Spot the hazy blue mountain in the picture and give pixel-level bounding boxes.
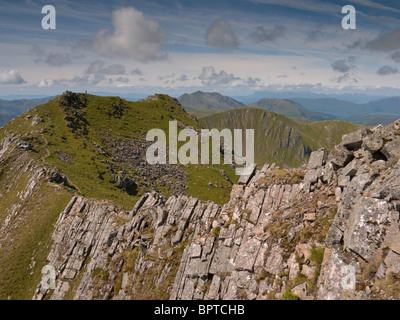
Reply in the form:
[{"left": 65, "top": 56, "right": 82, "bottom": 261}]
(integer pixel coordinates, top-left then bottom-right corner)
[
  {"left": 249, "top": 98, "right": 336, "bottom": 122},
  {"left": 0, "top": 97, "right": 54, "bottom": 116},
  {"left": 292, "top": 97, "right": 400, "bottom": 117},
  {"left": 178, "top": 91, "right": 246, "bottom": 117},
  {"left": 0, "top": 114, "right": 15, "bottom": 127}
]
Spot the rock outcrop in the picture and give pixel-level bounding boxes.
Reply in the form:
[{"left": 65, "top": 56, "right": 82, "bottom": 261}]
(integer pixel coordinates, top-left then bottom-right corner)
[{"left": 32, "top": 119, "right": 400, "bottom": 300}]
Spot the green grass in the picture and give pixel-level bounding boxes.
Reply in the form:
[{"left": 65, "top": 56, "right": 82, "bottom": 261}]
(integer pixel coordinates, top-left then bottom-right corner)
[
  {"left": 282, "top": 288, "right": 300, "bottom": 300},
  {"left": 0, "top": 168, "right": 71, "bottom": 299},
  {"left": 200, "top": 107, "right": 362, "bottom": 168},
  {"left": 5, "top": 93, "right": 237, "bottom": 207}
]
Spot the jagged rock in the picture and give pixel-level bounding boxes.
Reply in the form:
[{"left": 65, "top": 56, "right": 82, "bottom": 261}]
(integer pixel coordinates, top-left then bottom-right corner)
[
  {"left": 328, "top": 145, "right": 353, "bottom": 169},
  {"left": 292, "top": 283, "right": 307, "bottom": 300},
  {"left": 341, "top": 128, "right": 372, "bottom": 150},
  {"left": 25, "top": 119, "right": 400, "bottom": 301},
  {"left": 237, "top": 164, "right": 256, "bottom": 185},
  {"left": 46, "top": 168, "right": 67, "bottom": 184},
  {"left": 363, "top": 134, "right": 383, "bottom": 153},
  {"left": 381, "top": 138, "right": 400, "bottom": 162},
  {"left": 301, "top": 265, "right": 316, "bottom": 279},
  {"left": 343, "top": 197, "right": 395, "bottom": 262},
  {"left": 317, "top": 248, "right": 356, "bottom": 300},
  {"left": 304, "top": 213, "right": 316, "bottom": 221},
  {"left": 308, "top": 148, "right": 327, "bottom": 170},
  {"left": 341, "top": 159, "right": 359, "bottom": 178},
  {"left": 234, "top": 238, "right": 261, "bottom": 272},
  {"left": 116, "top": 176, "right": 137, "bottom": 195},
  {"left": 18, "top": 142, "right": 33, "bottom": 151}
]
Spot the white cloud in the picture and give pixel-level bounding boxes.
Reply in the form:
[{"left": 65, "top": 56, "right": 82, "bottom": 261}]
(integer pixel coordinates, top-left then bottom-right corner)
[
  {"left": 198, "top": 66, "right": 241, "bottom": 86},
  {"left": 205, "top": 20, "right": 238, "bottom": 50},
  {"left": 92, "top": 7, "right": 165, "bottom": 62},
  {"left": 130, "top": 68, "right": 143, "bottom": 76},
  {"left": 377, "top": 65, "right": 398, "bottom": 76},
  {"left": 86, "top": 60, "right": 126, "bottom": 75},
  {"left": 249, "top": 25, "right": 287, "bottom": 43},
  {"left": 0, "top": 70, "right": 26, "bottom": 85},
  {"left": 391, "top": 51, "right": 400, "bottom": 63},
  {"left": 38, "top": 76, "right": 54, "bottom": 87},
  {"left": 38, "top": 74, "right": 106, "bottom": 87},
  {"left": 365, "top": 28, "right": 400, "bottom": 52},
  {"left": 331, "top": 59, "right": 355, "bottom": 73}
]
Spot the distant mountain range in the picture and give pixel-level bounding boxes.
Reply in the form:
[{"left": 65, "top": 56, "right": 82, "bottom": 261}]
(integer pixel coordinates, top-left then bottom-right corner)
[
  {"left": 178, "top": 91, "right": 246, "bottom": 117},
  {"left": 179, "top": 91, "right": 400, "bottom": 126},
  {"left": 292, "top": 97, "right": 400, "bottom": 117},
  {"left": 1, "top": 91, "right": 399, "bottom": 129},
  {"left": 0, "top": 96, "right": 54, "bottom": 127},
  {"left": 248, "top": 98, "right": 335, "bottom": 122}
]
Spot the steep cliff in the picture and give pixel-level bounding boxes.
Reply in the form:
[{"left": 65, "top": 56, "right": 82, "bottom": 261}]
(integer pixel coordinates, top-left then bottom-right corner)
[{"left": 32, "top": 120, "right": 400, "bottom": 300}]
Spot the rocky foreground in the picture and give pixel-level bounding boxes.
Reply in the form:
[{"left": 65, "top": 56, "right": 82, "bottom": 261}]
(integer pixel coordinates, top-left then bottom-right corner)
[{"left": 29, "top": 119, "right": 400, "bottom": 300}]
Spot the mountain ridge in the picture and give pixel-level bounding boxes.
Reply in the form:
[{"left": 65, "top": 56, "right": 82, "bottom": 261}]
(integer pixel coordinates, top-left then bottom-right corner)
[{"left": 199, "top": 107, "right": 362, "bottom": 168}]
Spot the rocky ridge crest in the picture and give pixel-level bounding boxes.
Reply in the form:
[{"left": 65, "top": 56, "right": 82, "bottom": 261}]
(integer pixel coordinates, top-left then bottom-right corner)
[{"left": 31, "top": 119, "right": 400, "bottom": 300}]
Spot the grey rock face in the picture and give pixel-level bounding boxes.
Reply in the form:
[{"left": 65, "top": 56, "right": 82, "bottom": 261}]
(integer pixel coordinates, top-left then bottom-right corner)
[
  {"left": 31, "top": 119, "right": 400, "bottom": 300},
  {"left": 341, "top": 128, "right": 371, "bottom": 150},
  {"left": 308, "top": 148, "right": 327, "bottom": 170},
  {"left": 328, "top": 145, "right": 354, "bottom": 169},
  {"left": 381, "top": 138, "right": 400, "bottom": 162}
]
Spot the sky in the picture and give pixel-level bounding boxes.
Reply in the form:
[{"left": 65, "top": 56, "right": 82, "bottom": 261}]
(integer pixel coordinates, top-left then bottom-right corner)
[{"left": 0, "top": 0, "right": 400, "bottom": 98}]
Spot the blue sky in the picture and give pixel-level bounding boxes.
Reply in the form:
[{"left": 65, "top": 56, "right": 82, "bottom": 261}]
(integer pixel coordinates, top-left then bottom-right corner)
[{"left": 0, "top": 0, "right": 400, "bottom": 97}]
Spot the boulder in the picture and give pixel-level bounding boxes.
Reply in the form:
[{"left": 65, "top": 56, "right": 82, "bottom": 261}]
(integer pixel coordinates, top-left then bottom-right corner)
[
  {"left": 381, "top": 138, "right": 400, "bottom": 162},
  {"left": 362, "top": 134, "right": 383, "bottom": 153},
  {"left": 292, "top": 283, "right": 307, "bottom": 300},
  {"left": 342, "top": 159, "right": 359, "bottom": 178},
  {"left": 328, "top": 145, "right": 354, "bottom": 169},
  {"left": 341, "top": 128, "right": 372, "bottom": 150},
  {"left": 308, "top": 148, "right": 328, "bottom": 170}
]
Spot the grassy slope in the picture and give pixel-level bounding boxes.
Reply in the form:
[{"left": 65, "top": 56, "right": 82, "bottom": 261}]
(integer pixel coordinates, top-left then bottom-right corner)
[
  {"left": 0, "top": 92, "right": 239, "bottom": 299},
  {"left": 3, "top": 93, "right": 237, "bottom": 207},
  {"left": 0, "top": 135, "right": 71, "bottom": 299},
  {"left": 200, "top": 107, "right": 362, "bottom": 168}
]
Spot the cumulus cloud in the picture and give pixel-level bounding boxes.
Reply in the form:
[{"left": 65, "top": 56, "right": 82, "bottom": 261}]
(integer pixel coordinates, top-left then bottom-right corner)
[
  {"left": 86, "top": 60, "right": 125, "bottom": 75},
  {"left": 249, "top": 25, "right": 287, "bottom": 43},
  {"left": 306, "top": 25, "right": 324, "bottom": 42},
  {"left": 38, "top": 77, "right": 54, "bottom": 87},
  {"left": 45, "top": 53, "right": 73, "bottom": 67},
  {"left": 130, "top": 68, "right": 143, "bottom": 76},
  {"left": 244, "top": 77, "right": 261, "bottom": 87},
  {"left": 115, "top": 77, "right": 130, "bottom": 83},
  {"left": 391, "top": 51, "right": 400, "bottom": 63},
  {"left": 345, "top": 39, "right": 363, "bottom": 50},
  {"left": 0, "top": 70, "right": 26, "bottom": 85},
  {"left": 92, "top": 7, "right": 165, "bottom": 62},
  {"left": 38, "top": 74, "right": 106, "bottom": 87},
  {"left": 331, "top": 58, "right": 355, "bottom": 73},
  {"left": 31, "top": 46, "right": 80, "bottom": 67},
  {"left": 158, "top": 73, "right": 188, "bottom": 85},
  {"left": 365, "top": 28, "right": 400, "bottom": 52},
  {"left": 331, "top": 57, "right": 357, "bottom": 83},
  {"left": 198, "top": 66, "right": 240, "bottom": 86},
  {"left": 205, "top": 19, "right": 238, "bottom": 50},
  {"left": 377, "top": 65, "right": 398, "bottom": 76}
]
